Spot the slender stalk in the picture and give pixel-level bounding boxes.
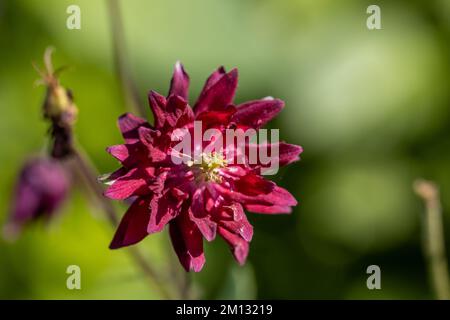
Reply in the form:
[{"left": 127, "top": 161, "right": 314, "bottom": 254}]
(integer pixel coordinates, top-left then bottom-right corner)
[
  {"left": 106, "top": 0, "right": 146, "bottom": 117},
  {"left": 164, "top": 233, "right": 194, "bottom": 299},
  {"left": 414, "top": 179, "right": 450, "bottom": 300},
  {"left": 71, "top": 145, "right": 172, "bottom": 299},
  {"left": 180, "top": 268, "right": 194, "bottom": 299},
  {"left": 72, "top": 146, "right": 118, "bottom": 225}
]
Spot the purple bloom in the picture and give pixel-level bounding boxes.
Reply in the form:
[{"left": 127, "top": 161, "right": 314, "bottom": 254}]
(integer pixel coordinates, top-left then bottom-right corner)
[
  {"left": 3, "top": 157, "right": 70, "bottom": 239},
  {"left": 104, "top": 63, "right": 303, "bottom": 271}
]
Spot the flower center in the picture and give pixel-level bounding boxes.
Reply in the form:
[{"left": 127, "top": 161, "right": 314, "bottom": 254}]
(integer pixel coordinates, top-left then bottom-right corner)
[{"left": 188, "top": 152, "right": 227, "bottom": 183}]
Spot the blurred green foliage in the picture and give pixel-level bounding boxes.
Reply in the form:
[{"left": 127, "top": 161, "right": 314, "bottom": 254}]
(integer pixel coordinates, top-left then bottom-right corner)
[{"left": 0, "top": 0, "right": 449, "bottom": 299}]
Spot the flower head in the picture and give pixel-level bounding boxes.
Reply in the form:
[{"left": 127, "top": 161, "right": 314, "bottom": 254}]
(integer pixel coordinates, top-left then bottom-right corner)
[
  {"left": 104, "top": 62, "right": 303, "bottom": 271},
  {"left": 3, "top": 157, "right": 70, "bottom": 239}
]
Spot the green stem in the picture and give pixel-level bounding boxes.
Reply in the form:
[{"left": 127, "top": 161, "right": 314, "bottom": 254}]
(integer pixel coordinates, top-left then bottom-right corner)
[
  {"left": 106, "top": 0, "right": 146, "bottom": 117},
  {"left": 414, "top": 179, "right": 450, "bottom": 300},
  {"left": 165, "top": 233, "right": 194, "bottom": 299}
]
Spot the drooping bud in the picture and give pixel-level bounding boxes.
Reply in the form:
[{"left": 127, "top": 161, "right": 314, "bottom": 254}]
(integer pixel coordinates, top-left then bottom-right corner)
[{"left": 3, "top": 157, "right": 70, "bottom": 240}]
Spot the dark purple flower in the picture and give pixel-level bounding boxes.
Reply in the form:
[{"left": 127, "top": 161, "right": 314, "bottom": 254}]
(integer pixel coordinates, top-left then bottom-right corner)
[
  {"left": 3, "top": 157, "right": 70, "bottom": 239},
  {"left": 104, "top": 62, "right": 303, "bottom": 271}
]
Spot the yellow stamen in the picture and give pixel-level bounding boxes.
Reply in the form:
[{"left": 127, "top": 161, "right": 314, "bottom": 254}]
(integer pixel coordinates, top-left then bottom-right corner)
[{"left": 193, "top": 152, "right": 227, "bottom": 183}]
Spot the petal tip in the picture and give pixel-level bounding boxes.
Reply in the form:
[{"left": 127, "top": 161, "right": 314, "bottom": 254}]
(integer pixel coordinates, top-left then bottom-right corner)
[{"left": 190, "top": 258, "right": 206, "bottom": 272}]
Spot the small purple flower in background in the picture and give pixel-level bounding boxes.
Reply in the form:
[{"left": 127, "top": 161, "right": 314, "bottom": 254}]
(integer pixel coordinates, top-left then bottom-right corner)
[
  {"left": 104, "top": 63, "right": 302, "bottom": 272},
  {"left": 3, "top": 157, "right": 70, "bottom": 239},
  {"left": 3, "top": 49, "right": 75, "bottom": 240}
]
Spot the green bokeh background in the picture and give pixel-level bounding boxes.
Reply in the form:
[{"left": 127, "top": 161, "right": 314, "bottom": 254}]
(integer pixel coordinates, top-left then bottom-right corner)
[{"left": 1, "top": 0, "right": 449, "bottom": 299}]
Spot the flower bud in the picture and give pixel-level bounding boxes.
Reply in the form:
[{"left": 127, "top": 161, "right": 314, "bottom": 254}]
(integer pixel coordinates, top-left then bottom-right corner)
[
  {"left": 3, "top": 157, "right": 70, "bottom": 240},
  {"left": 35, "top": 48, "right": 78, "bottom": 127},
  {"left": 34, "top": 47, "right": 78, "bottom": 158},
  {"left": 44, "top": 84, "right": 78, "bottom": 127}
]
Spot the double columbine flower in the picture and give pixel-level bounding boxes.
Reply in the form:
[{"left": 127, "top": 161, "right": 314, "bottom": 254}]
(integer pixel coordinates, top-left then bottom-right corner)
[{"left": 104, "top": 63, "right": 302, "bottom": 271}]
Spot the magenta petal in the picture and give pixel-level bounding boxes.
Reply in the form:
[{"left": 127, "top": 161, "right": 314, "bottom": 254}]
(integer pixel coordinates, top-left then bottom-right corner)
[
  {"left": 171, "top": 187, "right": 189, "bottom": 202},
  {"left": 196, "top": 106, "right": 237, "bottom": 129},
  {"left": 189, "top": 189, "right": 217, "bottom": 241},
  {"left": 148, "top": 90, "right": 167, "bottom": 128},
  {"left": 219, "top": 204, "right": 253, "bottom": 242},
  {"left": 165, "top": 95, "right": 189, "bottom": 128},
  {"left": 194, "top": 68, "right": 238, "bottom": 115},
  {"left": 223, "top": 181, "right": 297, "bottom": 207},
  {"left": 168, "top": 61, "right": 190, "bottom": 100},
  {"left": 245, "top": 204, "right": 292, "bottom": 214},
  {"left": 174, "top": 103, "right": 195, "bottom": 129},
  {"left": 214, "top": 183, "right": 267, "bottom": 204},
  {"left": 233, "top": 174, "right": 297, "bottom": 207},
  {"left": 263, "top": 186, "right": 298, "bottom": 207},
  {"left": 118, "top": 113, "right": 148, "bottom": 143},
  {"left": 109, "top": 197, "right": 151, "bottom": 249},
  {"left": 234, "top": 173, "right": 275, "bottom": 196},
  {"left": 147, "top": 193, "right": 179, "bottom": 234},
  {"left": 101, "top": 167, "right": 128, "bottom": 184},
  {"left": 232, "top": 98, "right": 284, "bottom": 129},
  {"left": 169, "top": 215, "right": 205, "bottom": 272},
  {"left": 218, "top": 226, "right": 249, "bottom": 265},
  {"left": 147, "top": 171, "right": 168, "bottom": 194},
  {"left": 246, "top": 142, "right": 303, "bottom": 168},
  {"left": 138, "top": 127, "right": 167, "bottom": 162},
  {"left": 278, "top": 143, "right": 303, "bottom": 166},
  {"left": 106, "top": 144, "right": 129, "bottom": 162},
  {"left": 137, "top": 126, "right": 157, "bottom": 145},
  {"left": 189, "top": 211, "right": 217, "bottom": 242},
  {"left": 202, "top": 66, "right": 227, "bottom": 93},
  {"left": 104, "top": 168, "right": 147, "bottom": 200}
]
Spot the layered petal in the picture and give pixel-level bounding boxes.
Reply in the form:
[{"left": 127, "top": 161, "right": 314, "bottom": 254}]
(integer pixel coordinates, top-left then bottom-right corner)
[
  {"left": 245, "top": 142, "right": 303, "bottom": 169},
  {"left": 194, "top": 68, "right": 238, "bottom": 115},
  {"left": 118, "top": 113, "right": 148, "bottom": 143},
  {"left": 168, "top": 61, "right": 189, "bottom": 100},
  {"left": 215, "top": 174, "right": 297, "bottom": 208},
  {"left": 174, "top": 103, "right": 195, "bottom": 129},
  {"left": 216, "top": 203, "right": 253, "bottom": 242},
  {"left": 110, "top": 197, "right": 151, "bottom": 249},
  {"left": 196, "top": 105, "right": 236, "bottom": 130},
  {"left": 164, "top": 95, "right": 190, "bottom": 128},
  {"left": 277, "top": 143, "right": 303, "bottom": 166},
  {"left": 106, "top": 144, "right": 129, "bottom": 163},
  {"left": 263, "top": 185, "right": 298, "bottom": 207},
  {"left": 232, "top": 98, "right": 284, "bottom": 129},
  {"left": 218, "top": 226, "right": 249, "bottom": 265},
  {"left": 148, "top": 91, "right": 167, "bottom": 128},
  {"left": 234, "top": 173, "right": 274, "bottom": 196},
  {"left": 147, "top": 191, "right": 182, "bottom": 234},
  {"left": 104, "top": 168, "right": 147, "bottom": 200},
  {"left": 138, "top": 127, "right": 167, "bottom": 162},
  {"left": 202, "top": 66, "right": 226, "bottom": 92},
  {"left": 244, "top": 204, "right": 292, "bottom": 214},
  {"left": 169, "top": 214, "right": 205, "bottom": 272},
  {"left": 189, "top": 189, "right": 217, "bottom": 241}
]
